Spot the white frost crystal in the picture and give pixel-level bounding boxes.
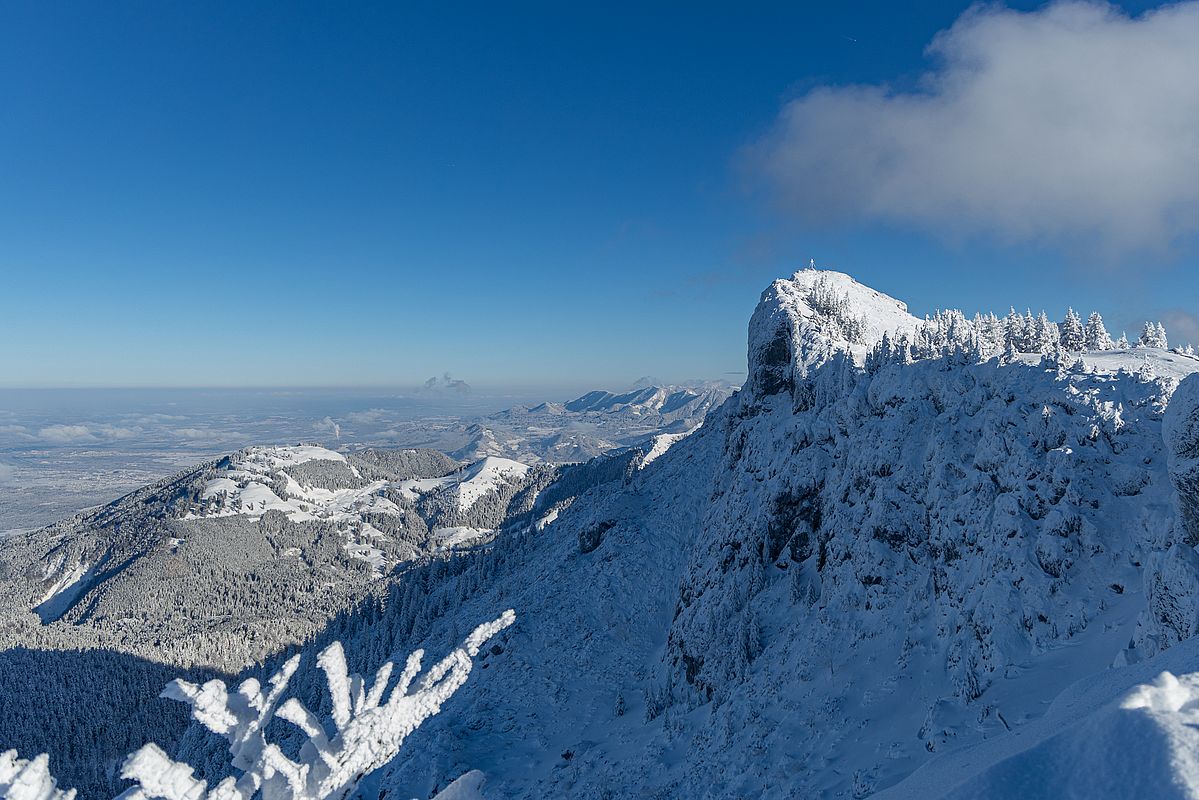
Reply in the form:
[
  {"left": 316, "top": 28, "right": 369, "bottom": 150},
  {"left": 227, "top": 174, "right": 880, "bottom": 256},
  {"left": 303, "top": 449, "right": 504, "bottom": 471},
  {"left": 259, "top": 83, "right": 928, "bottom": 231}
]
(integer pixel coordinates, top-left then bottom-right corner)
[
  {"left": 0, "top": 611, "right": 515, "bottom": 800},
  {"left": 0, "top": 751, "right": 76, "bottom": 800}
]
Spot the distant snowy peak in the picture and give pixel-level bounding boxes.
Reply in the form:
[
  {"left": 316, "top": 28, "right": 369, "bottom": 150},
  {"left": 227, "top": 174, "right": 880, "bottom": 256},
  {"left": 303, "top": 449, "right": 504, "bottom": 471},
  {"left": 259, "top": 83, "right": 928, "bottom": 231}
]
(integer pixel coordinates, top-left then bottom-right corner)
[
  {"left": 460, "top": 382, "right": 735, "bottom": 463},
  {"left": 562, "top": 385, "right": 731, "bottom": 418},
  {"left": 748, "top": 268, "right": 921, "bottom": 399},
  {"left": 457, "top": 457, "right": 529, "bottom": 507},
  {"left": 397, "top": 457, "right": 531, "bottom": 513}
]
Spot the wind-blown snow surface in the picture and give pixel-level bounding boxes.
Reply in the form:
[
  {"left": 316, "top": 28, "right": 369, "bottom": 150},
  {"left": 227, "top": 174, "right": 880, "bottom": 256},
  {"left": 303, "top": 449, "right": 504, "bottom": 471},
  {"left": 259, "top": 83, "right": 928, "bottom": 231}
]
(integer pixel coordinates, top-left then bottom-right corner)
[
  {"left": 236, "top": 269, "right": 1199, "bottom": 799},
  {"left": 878, "top": 637, "right": 1199, "bottom": 800}
]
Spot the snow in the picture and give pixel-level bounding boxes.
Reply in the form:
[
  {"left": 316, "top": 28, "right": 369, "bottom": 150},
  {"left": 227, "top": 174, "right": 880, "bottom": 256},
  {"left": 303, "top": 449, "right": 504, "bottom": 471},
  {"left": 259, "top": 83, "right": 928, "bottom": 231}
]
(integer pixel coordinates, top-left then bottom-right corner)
[
  {"left": 115, "top": 612, "right": 517, "bottom": 800},
  {"left": 12, "top": 270, "right": 1199, "bottom": 800},
  {"left": 343, "top": 523, "right": 388, "bottom": 576},
  {"left": 430, "top": 527, "right": 493, "bottom": 552},
  {"left": 188, "top": 446, "right": 392, "bottom": 527},
  {"left": 37, "top": 561, "right": 89, "bottom": 608},
  {"left": 638, "top": 427, "right": 698, "bottom": 469},
  {"left": 877, "top": 637, "right": 1199, "bottom": 800},
  {"left": 34, "top": 561, "right": 95, "bottom": 623},
  {"left": 394, "top": 458, "right": 529, "bottom": 515},
  {"left": 245, "top": 445, "right": 346, "bottom": 470},
  {"left": 179, "top": 446, "right": 536, "bottom": 573},
  {"left": 0, "top": 751, "right": 76, "bottom": 800},
  {"left": 454, "top": 457, "right": 529, "bottom": 511},
  {"left": 180, "top": 446, "right": 404, "bottom": 571},
  {"left": 430, "top": 770, "right": 486, "bottom": 800},
  {"left": 360, "top": 269, "right": 1199, "bottom": 799},
  {"left": 1015, "top": 347, "right": 1199, "bottom": 382},
  {"left": 534, "top": 508, "right": 560, "bottom": 531},
  {"left": 754, "top": 268, "right": 922, "bottom": 375},
  {"left": 394, "top": 475, "right": 456, "bottom": 503}
]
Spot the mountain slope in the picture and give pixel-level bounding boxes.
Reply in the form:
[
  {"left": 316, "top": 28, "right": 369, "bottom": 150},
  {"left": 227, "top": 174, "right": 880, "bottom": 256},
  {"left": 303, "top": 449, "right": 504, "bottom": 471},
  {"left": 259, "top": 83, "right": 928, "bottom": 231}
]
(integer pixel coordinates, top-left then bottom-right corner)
[
  {"left": 214, "top": 268, "right": 1199, "bottom": 799},
  {"left": 0, "top": 446, "right": 548, "bottom": 671},
  {"left": 451, "top": 383, "right": 733, "bottom": 463},
  {"left": 6, "top": 269, "right": 1199, "bottom": 799}
]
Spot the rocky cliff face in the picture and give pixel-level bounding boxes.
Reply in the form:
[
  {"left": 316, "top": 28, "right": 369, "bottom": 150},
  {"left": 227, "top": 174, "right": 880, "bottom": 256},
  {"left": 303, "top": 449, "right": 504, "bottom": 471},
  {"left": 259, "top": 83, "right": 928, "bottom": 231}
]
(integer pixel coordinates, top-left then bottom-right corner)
[
  {"left": 655, "top": 271, "right": 1191, "bottom": 795},
  {"left": 288, "top": 270, "right": 1199, "bottom": 799}
]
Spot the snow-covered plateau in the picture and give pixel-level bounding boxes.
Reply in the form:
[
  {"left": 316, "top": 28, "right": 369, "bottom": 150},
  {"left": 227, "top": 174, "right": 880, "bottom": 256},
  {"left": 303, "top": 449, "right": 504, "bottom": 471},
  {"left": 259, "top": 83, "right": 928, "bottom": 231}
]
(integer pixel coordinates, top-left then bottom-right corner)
[{"left": 4, "top": 268, "right": 1199, "bottom": 799}]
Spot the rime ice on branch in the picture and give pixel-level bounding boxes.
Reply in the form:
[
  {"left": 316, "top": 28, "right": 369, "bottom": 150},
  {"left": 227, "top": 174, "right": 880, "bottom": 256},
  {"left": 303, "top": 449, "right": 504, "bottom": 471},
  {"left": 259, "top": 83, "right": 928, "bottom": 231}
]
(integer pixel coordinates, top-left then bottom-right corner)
[
  {"left": 0, "top": 751, "right": 77, "bottom": 800},
  {"left": 114, "top": 610, "right": 517, "bottom": 800}
]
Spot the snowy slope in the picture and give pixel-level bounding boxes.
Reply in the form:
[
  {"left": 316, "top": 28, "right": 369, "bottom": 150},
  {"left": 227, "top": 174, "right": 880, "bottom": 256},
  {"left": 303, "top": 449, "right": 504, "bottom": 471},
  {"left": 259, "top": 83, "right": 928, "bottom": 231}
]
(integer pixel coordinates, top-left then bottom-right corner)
[
  {"left": 7, "top": 270, "right": 1199, "bottom": 800},
  {"left": 878, "top": 636, "right": 1199, "bottom": 800},
  {"left": 453, "top": 384, "right": 733, "bottom": 464},
  {"left": 245, "top": 269, "right": 1199, "bottom": 800},
  {"left": 185, "top": 445, "right": 399, "bottom": 529},
  {"left": 0, "top": 444, "right": 537, "bottom": 672}
]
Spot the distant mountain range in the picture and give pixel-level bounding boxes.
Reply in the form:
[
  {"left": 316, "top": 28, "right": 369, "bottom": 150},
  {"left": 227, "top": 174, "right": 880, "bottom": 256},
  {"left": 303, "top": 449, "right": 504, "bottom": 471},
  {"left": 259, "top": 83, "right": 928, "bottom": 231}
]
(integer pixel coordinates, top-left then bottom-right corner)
[{"left": 448, "top": 382, "right": 734, "bottom": 463}]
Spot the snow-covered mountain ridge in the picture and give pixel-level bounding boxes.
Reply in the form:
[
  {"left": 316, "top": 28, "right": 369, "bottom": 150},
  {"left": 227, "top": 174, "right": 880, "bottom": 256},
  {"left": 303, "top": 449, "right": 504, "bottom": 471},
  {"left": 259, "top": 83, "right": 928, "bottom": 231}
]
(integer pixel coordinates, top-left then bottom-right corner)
[
  {"left": 451, "top": 383, "right": 733, "bottom": 464},
  {"left": 0, "top": 445, "right": 546, "bottom": 670},
  {"left": 245, "top": 269, "right": 1199, "bottom": 799},
  {"left": 748, "top": 269, "right": 921, "bottom": 394},
  {"left": 6, "top": 269, "right": 1199, "bottom": 799}
]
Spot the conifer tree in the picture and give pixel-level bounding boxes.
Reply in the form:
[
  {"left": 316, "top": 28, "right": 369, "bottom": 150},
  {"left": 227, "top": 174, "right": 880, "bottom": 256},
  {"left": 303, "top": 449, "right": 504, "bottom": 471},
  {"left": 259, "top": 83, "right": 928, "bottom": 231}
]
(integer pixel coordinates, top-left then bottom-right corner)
[
  {"left": 1085, "top": 312, "right": 1114, "bottom": 351},
  {"left": 1060, "top": 308, "right": 1086, "bottom": 352},
  {"left": 1034, "top": 312, "right": 1059, "bottom": 354}
]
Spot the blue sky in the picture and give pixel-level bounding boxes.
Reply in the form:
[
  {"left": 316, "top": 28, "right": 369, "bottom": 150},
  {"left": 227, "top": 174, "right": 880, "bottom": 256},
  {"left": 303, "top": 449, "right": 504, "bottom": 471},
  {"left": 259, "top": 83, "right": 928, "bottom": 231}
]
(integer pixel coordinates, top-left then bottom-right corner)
[{"left": 1, "top": 1, "right": 1195, "bottom": 390}]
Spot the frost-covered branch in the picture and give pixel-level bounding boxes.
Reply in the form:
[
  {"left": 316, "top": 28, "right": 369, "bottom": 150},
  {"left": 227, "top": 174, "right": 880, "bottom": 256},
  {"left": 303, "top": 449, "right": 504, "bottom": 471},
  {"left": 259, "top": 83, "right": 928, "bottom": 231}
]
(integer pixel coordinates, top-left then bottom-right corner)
[
  {"left": 0, "top": 751, "right": 76, "bottom": 800},
  {"left": 0, "top": 611, "right": 516, "bottom": 800},
  {"left": 119, "top": 610, "right": 515, "bottom": 800},
  {"left": 265, "top": 610, "right": 516, "bottom": 800},
  {"left": 118, "top": 610, "right": 515, "bottom": 800}
]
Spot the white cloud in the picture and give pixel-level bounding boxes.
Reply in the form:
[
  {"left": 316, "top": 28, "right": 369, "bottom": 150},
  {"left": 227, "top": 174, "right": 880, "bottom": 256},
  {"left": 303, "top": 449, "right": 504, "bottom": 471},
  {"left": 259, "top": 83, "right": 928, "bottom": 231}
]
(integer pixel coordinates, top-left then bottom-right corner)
[
  {"left": 39, "top": 424, "right": 96, "bottom": 443},
  {"left": 38, "top": 423, "right": 137, "bottom": 443},
  {"left": 1162, "top": 310, "right": 1199, "bottom": 348},
  {"left": 746, "top": 1, "right": 1199, "bottom": 254},
  {"left": 173, "top": 427, "right": 216, "bottom": 440},
  {"left": 346, "top": 409, "right": 389, "bottom": 424}
]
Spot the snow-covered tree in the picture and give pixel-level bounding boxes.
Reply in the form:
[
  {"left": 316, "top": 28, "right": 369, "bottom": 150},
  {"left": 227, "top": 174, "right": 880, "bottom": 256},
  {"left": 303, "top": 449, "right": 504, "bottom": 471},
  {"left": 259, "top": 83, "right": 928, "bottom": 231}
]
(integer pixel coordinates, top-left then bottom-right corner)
[
  {"left": 1084, "top": 312, "right": 1114, "bottom": 351},
  {"left": 1001, "top": 336, "right": 1019, "bottom": 365},
  {"left": 1059, "top": 308, "right": 1086, "bottom": 352},
  {"left": 1116, "top": 332, "right": 1130, "bottom": 350},
  {"left": 1003, "top": 308, "right": 1025, "bottom": 352},
  {"left": 972, "top": 312, "right": 1005, "bottom": 356},
  {"left": 1137, "top": 321, "right": 1169, "bottom": 349},
  {"left": 1021, "top": 309, "right": 1037, "bottom": 352},
  {"left": 804, "top": 277, "right": 867, "bottom": 344},
  {"left": 1140, "top": 321, "right": 1157, "bottom": 348},
  {"left": 1033, "top": 312, "right": 1059, "bottom": 354},
  {"left": 0, "top": 612, "right": 516, "bottom": 800}
]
